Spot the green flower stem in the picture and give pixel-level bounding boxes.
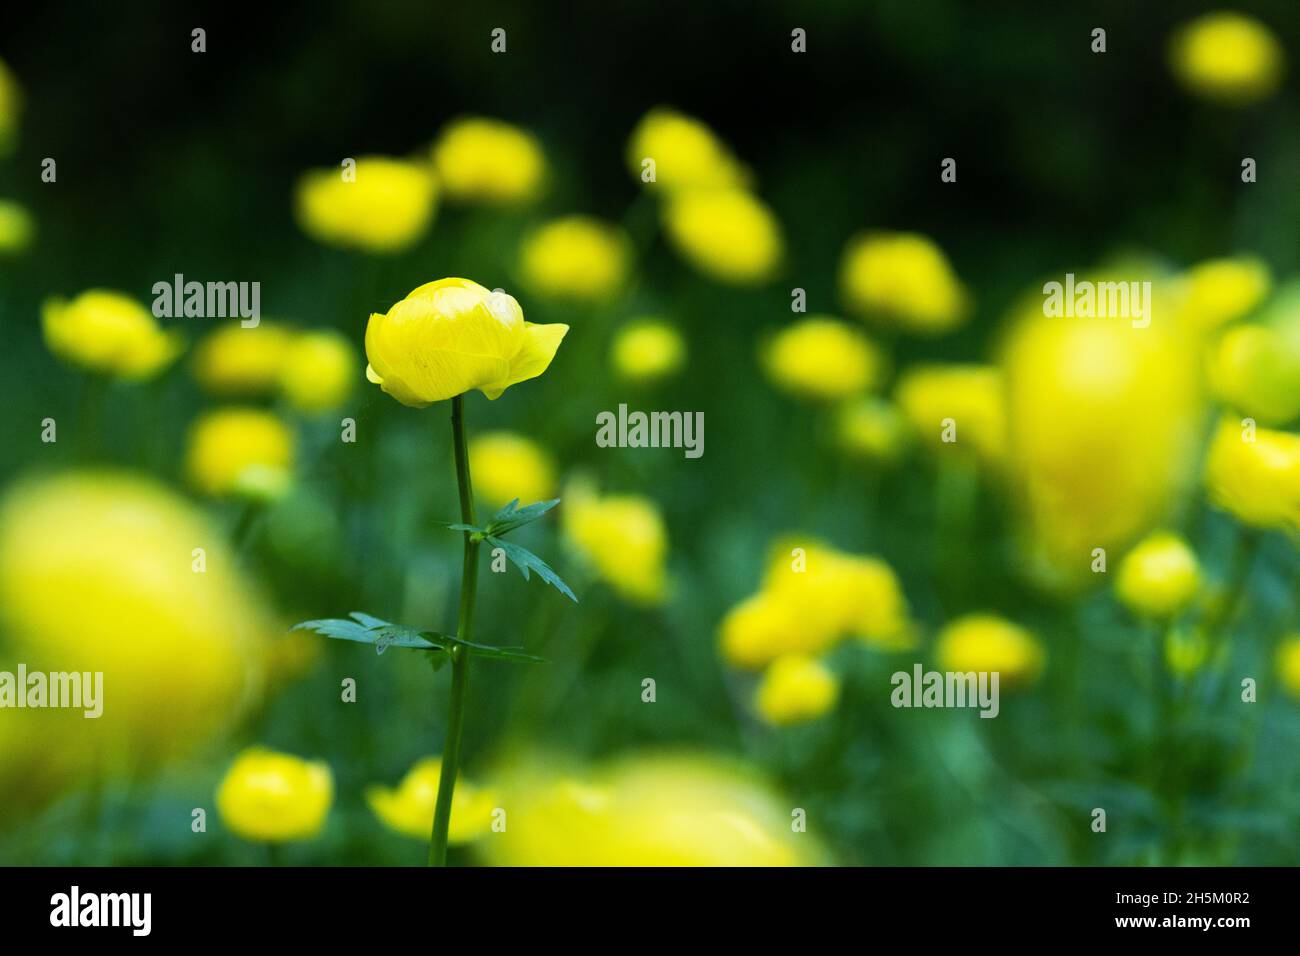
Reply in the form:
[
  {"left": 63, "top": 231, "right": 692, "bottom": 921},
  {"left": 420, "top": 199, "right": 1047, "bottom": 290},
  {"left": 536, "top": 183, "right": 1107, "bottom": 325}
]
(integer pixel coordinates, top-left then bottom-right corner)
[{"left": 429, "top": 393, "right": 479, "bottom": 866}]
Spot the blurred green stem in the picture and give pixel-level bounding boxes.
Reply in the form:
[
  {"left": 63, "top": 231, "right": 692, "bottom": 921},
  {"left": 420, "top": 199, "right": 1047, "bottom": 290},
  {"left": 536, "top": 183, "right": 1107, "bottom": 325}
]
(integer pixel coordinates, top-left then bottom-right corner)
[{"left": 429, "top": 394, "right": 478, "bottom": 866}]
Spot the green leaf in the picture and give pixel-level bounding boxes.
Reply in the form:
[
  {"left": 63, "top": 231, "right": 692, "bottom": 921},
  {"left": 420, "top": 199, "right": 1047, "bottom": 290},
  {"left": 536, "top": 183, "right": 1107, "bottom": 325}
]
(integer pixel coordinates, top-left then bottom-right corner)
[
  {"left": 485, "top": 535, "right": 578, "bottom": 602},
  {"left": 294, "top": 614, "right": 452, "bottom": 656},
  {"left": 445, "top": 636, "right": 546, "bottom": 663},
  {"left": 446, "top": 522, "right": 486, "bottom": 534},
  {"left": 486, "top": 498, "right": 561, "bottom": 537}
]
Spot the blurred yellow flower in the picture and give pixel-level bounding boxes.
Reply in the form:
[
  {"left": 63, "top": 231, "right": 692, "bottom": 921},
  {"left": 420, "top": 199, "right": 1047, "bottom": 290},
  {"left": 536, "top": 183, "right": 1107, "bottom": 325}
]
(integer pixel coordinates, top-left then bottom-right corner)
[
  {"left": 42, "top": 290, "right": 184, "bottom": 381},
  {"left": 719, "top": 591, "right": 815, "bottom": 669},
  {"left": 0, "top": 199, "right": 34, "bottom": 254},
  {"left": 1207, "top": 323, "right": 1300, "bottom": 426},
  {"left": 610, "top": 319, "right": 686, "bottom": 384},
  {"left": 519, "top": 215, "right": 631, "bottom": 303},
  {"left": 216, "top": 747, "right": 333, "bottom": 843},
  {"left": 840, "top": 231, "right": 968, "bottom": 334},
  {"left": 478, "top": 752, "right": 825, "bottom": 866},
  {"left": 626, "top": 107, "right": 748, "bottom": 193},
  {"left": 432, "top": 116, "right": 546, "bottom": 204},
  {"left": 278, "top": 329, "right": 356, "bottom": 413},
  {"left": 935, "top": 614, "right": 1044, "bottom": 687},
  {"left": 1277, "top": 635, "right": 1300, "bottom": 697},
  {"left": 467, "top": 431, "right": 556, "bottom": 508},
  {"left": 762, "top": 317, "right": 884, "bottom": 400},
  {"left": 0, "top": 472, "right": 272, "bottom": 770},
  {"left": 835, "top": 397, "right": 909, "bottom": 463},
  {"left": 1115, "top": 531, "right": 1201, "bottom": 619},
  {"left": 664, "top": 188, "right": 782, "bottom": 285},
  {"left": 894, "top": 364, "right": 1005, "bottom": 464},
  {"left": 0, "top": 58, "right": 19, "bottom": 155},
  {"left": 192, "top": 321, "right": 297, "bottom": 397},
  {"left": 1169, "top": 12, "right": 1284, "bottom": 106},
  {"left": 755, "top": 654, "right": 839, "bottom": 726},
  {"left": 1175, "top": 257, "right": 1270, "bottom": 332},
  {"left": 564, "top": 484, "right": 668, "bottom": 604},
  {"left": 1165, "top": 627, "right": 1210, "bottom": 677},
  {"left": 1204, "top": 416, "right": 1300, "bottom": 532},
  {"left": 365, "top": 277, "right": 568, "bottom": 407},
  {"left": 295, "top": 156, "right": 437, "bottom": 253},
  {"left": 366, "top": 756, "right": 496, "bottom": 844},
  {"left": 186, "top": 407, "right": 295, "bottom": 498}
]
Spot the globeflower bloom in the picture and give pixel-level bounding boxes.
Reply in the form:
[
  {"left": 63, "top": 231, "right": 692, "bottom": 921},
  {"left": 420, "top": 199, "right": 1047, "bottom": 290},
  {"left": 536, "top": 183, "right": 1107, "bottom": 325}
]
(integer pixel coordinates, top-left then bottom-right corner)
[
  {"left": 1169, "top": 12, "right": 1284, "bottom": 106},
  {"left": 1204, "top": 417, "right": 1300, "bottom": 532},
  {"left": 278, "top": 329, "right": 356, "bottom": 413},
  {"left": 1115, "top": 531, "right": 1201, "bottom": 619},
  {"left": 563, "top": 484, "right": 668, "bottom": 605},
  {"left": 0, "top": 199, "right": 34, "bottom": 254},
  {"left": 216, "top": 747, "right": 333, "bottom": 843},
  {"left": 365, "top": 278, "right": 568, "bottom": 407},
  {"left": 467, "top": 431, "right": 556, "bottom": 508},
  {"left": 935, "top": 614, "right": 1044, "bottom": 687},
  {"left": 1175, "top": 257, "right": 1270, "bottom": 331},
  {"left": 755, "top": 654, "right": 840, "bottom": 726},
  {"left": 835, "top": 397, "right": 909, "bottom": 463},
  {"left": 663, "top": 188, "right": 782, "bottom": 285},
  {"left": 518, "top": 216, "right": 631, "bottom": 303},
  {"left": 366, "top": 757, "right": 496, "bottom": 844},
  {"left": 432, "top": 117, "right": 546, "bottom": 205},
  {"left": 894, "top": 364, "right": 1006, "bottom": 465},
  {"left": 840, "top": 231, "right": 968, "bottom": 334},
  {"left": 610, "top": 319, "right": 686, "bottom": 384},
  {"left": 42, "top": 290, "right": 184, "bottom": 381},
  {"left": 295, "top": 156, "right": 438, "bottom": 253},
  {"left": 761, "top": 317, "right": 885, "bottom": 401},
  {"left": 185, "top": 407, "right": 295, "bottom": 498},
  {"left": 1207, "top": 323, "right": 1300, "bottom": 427},
  {"left": 192, "top": 321, "right": 298, "bottom": 397},
  {"left": 626, "top": 107, "right": 748, "bottom": 193}
]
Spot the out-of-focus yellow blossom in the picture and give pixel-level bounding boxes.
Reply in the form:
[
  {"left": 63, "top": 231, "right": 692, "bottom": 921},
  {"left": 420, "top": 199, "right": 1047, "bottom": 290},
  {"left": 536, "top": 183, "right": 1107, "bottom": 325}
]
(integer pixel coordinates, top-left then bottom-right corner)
[
  {"left": 366, "top": 756, "right": 496, "bottom": 844},
  {"left": 626, "top": 107, "right": 748, "bottom": 193},
  {"left": 432, "top": 117, "right": 546, "bottom": 205},
  {"left": 295, "top": 156, "right": 437, "bottom": 253},
  {"left": 519, "top": 216, "right": 631, "bottom": 303},
  {"left": 836, "top": 397, "right": 909, "bottom": 463},
  {"left": 1003, "top": 303, "right": 1203, "bottom": 587},
  {"left": 0, "top": 472, "right": 271, "bottom": 773},
  {"left": 1277, "top": 635, "right": 1300, "bottom": 697},
  {"left": 192, "top": 321, "right": 298, "bottom": 397},
  {"left": 467, "top": 431, "right": 556, "bottom": 508},
  {"left": 478, "top": 752, "right": 826, "bottom": 866},
  {"left": 1204, "top": 416, "right": 1300, "bottom": 532},
  {"left": 1169, "top": 12, "right": 1284, "bottom": 106},
  {"left": 365, "top": 278, "right": 568, "bottom": 407},
  {"left": 840, "top": 231, "right": 968, "bottom": 334},
  {"left": 935, "top": 614, "right": 1044, "bottom": 687},
  {"left": 42, "top": 290, "right": 184, "bottom": 381},
  {"left": 216, "top": 747, "right": 333, "bottom": 843},
  {"left": 755, "top": 654, "right": 839, "bottom": 726},
  {"left": 894, "top": 364, "right": 1005, "bottom": 464},
  {"left": 1165, "top": 627, "right": 1210, "bottom": 677},
  {"left": 0, "top": 58, "right": 19, "bottom": 155},
  {"left": 563, "top": 483, "right": 668, "bottom": 604},
  {"left": 1208, "top": 323, "right": 1300, "bottom": 426},
  {"left": 719, "top": 590, "right": 812, "bottom": 669},
  {"left": 762, "top": 317, "right": 884, "bottom": 401},
  {"left": 0, "top": 200, "right": 34, "bottom": 254},
  {"left": 610, "top": 319, "right": 686, "bottom": 384},
  {"left": 663, "top": 188, "right": 782, "bottom": 285},
  {"left": 1115, "top": 531, "right": 1201, "bottom": 619},
  {"left": 186, "top": 407, "right": 295, "bottom": 498},
  {"left": 1176, "top": 257, "right": 1270, "bottom": 331},
  {"left": 278, "top": 329, "right": 356, "bottom": 413}
]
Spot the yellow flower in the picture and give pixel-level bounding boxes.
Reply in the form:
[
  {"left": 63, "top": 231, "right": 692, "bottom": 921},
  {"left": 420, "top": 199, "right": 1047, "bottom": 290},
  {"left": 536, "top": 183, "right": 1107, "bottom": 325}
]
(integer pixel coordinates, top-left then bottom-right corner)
[
  {"left": 1277, "top": 635, "right": 1300, "bottom": 697},
  {"left": 934, "top": 614, "right": 1044, "bottom": 687},
  {"left": 295, "top": 156, "right": 437, "bottom": 253},
  {"left": 477, "top": 752, "right": 826, "bottom": 866},
  {"left": 894, "top": 364, "right": 1005, "bottom": 464},
  {"left": 192, "top": 321, "right": 298, "bottom": 397},
  {"left": 366, "top": 757, "right": 496, "bottom": 844},
  {"left": 1176, "top": 257, "right": 1270, "bottom": 331},
  {"left": 755, "top": 654, "right": 839, "bottom": 726},
  {"left": 719, "top": 591, "right": 812, "bottom": 669},
  {"left": 1115, "top": 531, "right": 1201, "bottom": 619},
  {"left": 1165, "top": 627, "right": 1210, "bottom": 677},
  {"left": 840, "top": 231, "right": 968, "bottom": 334},
  {"left": 0, "top": 200, "right": 34, "bottom": 254},
  {"left": 610, "top": 319, "right": 686, "bottom": 384},
  {"left": 432, "top": 117, "right": 546, "bottom": 204},
  {"left": 216, "top": 747, "right": 333, "bottom": 843},
  {"left": 365, "top": 277, "right": 568, "bottom": 407},
  {"left": 626, "top": 107, "right": 748, "bottom": 193},
  {"left": 467, "top": 431, "right": 556, "bottom": 508},
  {"left": 1204, "top": 416, "right": 1300, "bottom": 531},
  {"left": 42, "top": 290, "right": 184, "bottom": 381},
  {"left": 1169, "top": 12, "right": 1284, "bottom": 106},
  {"left": 519, "top": 216, "right": 631, "bottom": 303},
  {"left": 564, "top": 484, "right": 668, "bottom": 605},
  {"left": 761, "top": 317, "right": 884, "bottom": 401},
  {"left": 663, "top": 188, "right": 782, "bottom": 285},
  {"left": 1207, "top": 323, "right": 1300, "bottom": 426},
  {"left": 0, "top": 472, "right": 272, "bottom": 772},
  {"left": 186, "top": 407, "right": 295, "bottom": 498},
  {"left": 0, "top": 58, "right": 20, "bottom": 155},
  {"left": 835, "top": 397, "right": 909, "bottom": 463},
  {"left": 278, "top": 329, "right": 356, "bottom": 413}
]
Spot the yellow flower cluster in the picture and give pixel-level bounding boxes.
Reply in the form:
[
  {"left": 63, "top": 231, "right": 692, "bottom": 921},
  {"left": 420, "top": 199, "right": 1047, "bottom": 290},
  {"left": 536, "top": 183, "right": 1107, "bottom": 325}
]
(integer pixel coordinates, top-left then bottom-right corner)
[
  {"left": 193, "top": 321, "right": 356, "bottom": 412},
  {"left": 42, "top": 290, "right": 184, "bottom": 381},
  {"left": 1169, "top": 12, "right": 1284, "bottom": 106},
  {"left": 519, "top": 215, "right": 632, "bottom": 303},
  {"left": 762, "top": 317, "right": 886, "bottom": 401},
  {"left": 840, "top": 231, "right": 968, "bottom": 334},
  {"left": 563, "top": 482, "right": 668, "bottom": 605},
  {"left": 216, "top": 747, "right": 333, "bottom": 843},
  {"left": 366, "top": 757, "right": 496, "bottom": 844},
  {"left": 467, "top": 431, "right": 556, "bottom": 509}
]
